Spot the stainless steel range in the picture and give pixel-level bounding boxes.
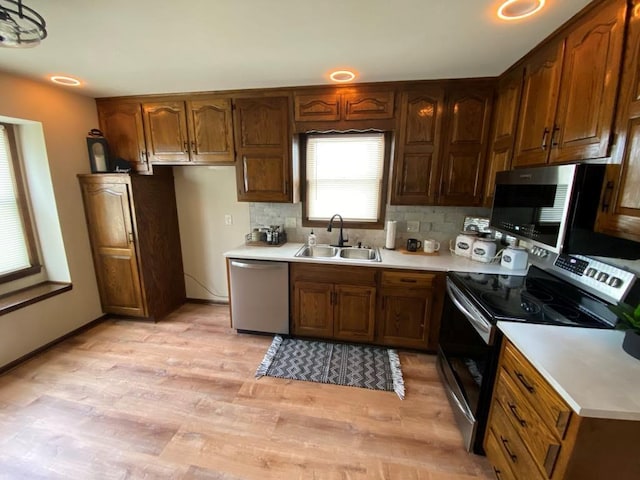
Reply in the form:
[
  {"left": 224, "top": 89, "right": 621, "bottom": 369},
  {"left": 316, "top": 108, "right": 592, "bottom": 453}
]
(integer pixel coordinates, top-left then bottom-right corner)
[{"left": 437, "top": 249, "right": 638, "bottom": 454}]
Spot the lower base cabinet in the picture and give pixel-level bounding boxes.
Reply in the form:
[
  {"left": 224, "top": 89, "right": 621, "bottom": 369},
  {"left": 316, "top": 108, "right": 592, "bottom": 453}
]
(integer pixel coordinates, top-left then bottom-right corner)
[
  {"left": 290, "top": 264, "right": 444, "bottom": 350},
  {"left": 485, "top": 339, "right": 640, "bottom": 480}
]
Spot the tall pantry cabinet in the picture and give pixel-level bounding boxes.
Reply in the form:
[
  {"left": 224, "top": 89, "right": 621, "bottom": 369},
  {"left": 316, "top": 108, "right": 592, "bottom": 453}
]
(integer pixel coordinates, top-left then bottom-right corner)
[{"left": 78, "top": 171, "right": 185, "bottom": 319}]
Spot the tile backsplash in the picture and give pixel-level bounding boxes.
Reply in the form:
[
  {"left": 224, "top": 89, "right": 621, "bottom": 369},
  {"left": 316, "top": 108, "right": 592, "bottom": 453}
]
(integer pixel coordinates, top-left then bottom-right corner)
[{"left": 250, "top": 203, "right": 491, "bottom": 249}]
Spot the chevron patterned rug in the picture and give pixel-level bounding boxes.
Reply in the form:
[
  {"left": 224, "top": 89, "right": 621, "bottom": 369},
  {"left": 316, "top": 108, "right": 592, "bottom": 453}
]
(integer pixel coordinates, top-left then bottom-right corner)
[{"left": 255, "top": 336, "right": 405, "bottom": 399}]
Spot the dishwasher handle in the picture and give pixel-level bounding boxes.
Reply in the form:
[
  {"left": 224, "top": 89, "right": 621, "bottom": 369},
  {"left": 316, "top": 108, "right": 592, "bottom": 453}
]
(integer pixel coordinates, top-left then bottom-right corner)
[{"left": 230, "top": 260, "right": 283, "bottom": 270}]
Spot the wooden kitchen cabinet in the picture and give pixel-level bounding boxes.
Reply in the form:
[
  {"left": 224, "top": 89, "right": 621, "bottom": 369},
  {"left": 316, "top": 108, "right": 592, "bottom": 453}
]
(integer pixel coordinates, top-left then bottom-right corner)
[
  {"left": 485, "top": 339, "right": 640, "bottom": 480},
  {"left": 437, "top": 83, "right": 493, "bottom": 206},
  {"left": 78, "top": 172, "right": 185, "bottom": 319},
  {"left": 291, "top": 263, "right": 377, "bottom": 343},
  {"left": 391, "top": 86, "right": 445, "bottom": 205},
  {"left": 142, "top": 97, "right": 235, "bottom": 165},
  {"left": 376, "top": 270, "right": 444, "bottom": 351},
  {"left": 97, "top": 100, "right": 151, "bottom": 175},
  {"left": 596, "top": 0, "right": 640, "bottom": 243},
  {"left": 293, "top": 87, "right": 395, "bottom": 131},
  {"left": 483, "top": 68, "right": 523, "bottom": 207},
  {"left": 233, "top": 95, "right": 296, "bottom": 202},
  {"left": 513, "top": 0, "right": 626, "bottom": 167}
]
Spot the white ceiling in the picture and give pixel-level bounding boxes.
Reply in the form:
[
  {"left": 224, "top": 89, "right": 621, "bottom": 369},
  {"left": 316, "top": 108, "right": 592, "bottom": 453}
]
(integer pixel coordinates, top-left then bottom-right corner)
[{"left": 0, "top": 0, "right": 593, "bottom": 98}]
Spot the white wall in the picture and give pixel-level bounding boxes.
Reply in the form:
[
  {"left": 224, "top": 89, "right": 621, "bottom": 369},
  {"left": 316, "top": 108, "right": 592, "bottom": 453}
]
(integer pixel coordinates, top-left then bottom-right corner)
[
  {"left": 173, "top": 166, "right": 250, "bottom": 301},
  {"left": 0, "top": 71, "right": 103, "bottom": 367}
]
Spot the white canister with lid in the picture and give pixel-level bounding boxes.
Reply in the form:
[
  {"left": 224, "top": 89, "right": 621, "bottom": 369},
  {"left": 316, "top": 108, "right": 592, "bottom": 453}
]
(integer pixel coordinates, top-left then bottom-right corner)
[
  {"left": 501, "top": 246, "right": 529, "bottom": 270},
  {"left": 454, "top": 231, "right": 479, "bottom": 257},
  {"left": 471, "top": 238, "right": 497, "bottom": 263}
]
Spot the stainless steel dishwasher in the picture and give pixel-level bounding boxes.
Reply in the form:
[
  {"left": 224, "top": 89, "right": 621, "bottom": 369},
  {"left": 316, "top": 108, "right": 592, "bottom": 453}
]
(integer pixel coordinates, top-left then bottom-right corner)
[{"left": 228, "top": 259, "right": 289, "bottom": 334}]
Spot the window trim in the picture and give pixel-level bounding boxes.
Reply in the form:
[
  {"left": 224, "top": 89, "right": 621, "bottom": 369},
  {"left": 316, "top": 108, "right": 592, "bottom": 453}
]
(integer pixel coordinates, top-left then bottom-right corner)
[
  {"left": 0, "top": 123, "right": 41, "bottom": 285},
  {"left": 301, "top": 130, "right": 392, "bottom": 230}
]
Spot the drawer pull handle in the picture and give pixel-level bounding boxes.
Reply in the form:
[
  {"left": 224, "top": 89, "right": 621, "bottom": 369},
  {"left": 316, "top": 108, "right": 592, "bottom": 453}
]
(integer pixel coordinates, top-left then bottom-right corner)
[
  {"left": 500, "top": 435, "right": 518, "bottom": 463},
  {"left": 514, "top": 371, "right": 535, "bottom": 393},
  {"left": 508, "top": 402, "right": 527, "bottom": 427},
  {"left": 400, "top": 278, "right": 417, "bottom": 283},
  {"left": 493, "top": 467, "right": 504, "bottom": 480}
]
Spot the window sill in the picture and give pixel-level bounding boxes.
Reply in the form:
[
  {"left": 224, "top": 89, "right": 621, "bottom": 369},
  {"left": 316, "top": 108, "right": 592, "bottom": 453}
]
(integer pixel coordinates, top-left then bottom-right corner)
[{"left": 0, "top": 282, "right": 72, "bottom": 317}]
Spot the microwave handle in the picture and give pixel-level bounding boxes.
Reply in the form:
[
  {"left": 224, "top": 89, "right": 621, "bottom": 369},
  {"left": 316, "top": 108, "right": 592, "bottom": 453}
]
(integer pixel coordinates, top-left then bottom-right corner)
[{"left": 446, "top": 279, "right": 491, "bottom": 335}]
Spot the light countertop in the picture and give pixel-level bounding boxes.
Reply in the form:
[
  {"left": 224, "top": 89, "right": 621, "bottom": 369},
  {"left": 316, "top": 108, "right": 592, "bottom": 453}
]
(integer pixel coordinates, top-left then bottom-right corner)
[
  {"left": 498, "top": 322, "right": 640, "bottom": 421},
  {"left": 224, "top": 243, "right": 529, "bottom": 275}
]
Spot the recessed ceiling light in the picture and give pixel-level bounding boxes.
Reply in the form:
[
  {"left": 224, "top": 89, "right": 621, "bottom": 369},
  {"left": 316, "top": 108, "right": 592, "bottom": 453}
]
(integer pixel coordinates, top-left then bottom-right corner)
[
  {"left": 329, "top": 70, "right": 356, "bottom": 83},
  {"left": 497, "top": 0, "right": 545, "bottom": 20},
  {"left": 50, "top": 75, "right": 81, "bottom": 86}
]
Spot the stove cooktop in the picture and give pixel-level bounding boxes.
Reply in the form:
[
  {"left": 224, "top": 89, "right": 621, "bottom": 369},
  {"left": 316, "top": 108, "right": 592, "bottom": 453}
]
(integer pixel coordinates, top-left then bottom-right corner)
[{"left": 449, "top": 266, "right": 618, "bottom": 328}]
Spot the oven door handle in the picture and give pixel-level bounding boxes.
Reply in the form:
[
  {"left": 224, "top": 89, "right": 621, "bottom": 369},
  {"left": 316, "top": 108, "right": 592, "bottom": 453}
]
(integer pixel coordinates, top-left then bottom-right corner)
[{"left": 446, "top": 279, "right": 491, "bottom": 335}]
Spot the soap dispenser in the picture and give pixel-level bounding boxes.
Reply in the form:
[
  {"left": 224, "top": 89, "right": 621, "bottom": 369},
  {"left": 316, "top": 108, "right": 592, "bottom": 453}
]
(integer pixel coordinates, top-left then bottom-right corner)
[{"left": 308, "top": 229, "right": 317, "bottom": 247}]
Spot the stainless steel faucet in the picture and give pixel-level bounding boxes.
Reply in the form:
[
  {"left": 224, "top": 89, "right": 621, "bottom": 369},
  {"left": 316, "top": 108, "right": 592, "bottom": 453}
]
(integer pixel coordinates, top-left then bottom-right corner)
[{"left": 327, "top": 214, "right": 346, "bottom": 247}]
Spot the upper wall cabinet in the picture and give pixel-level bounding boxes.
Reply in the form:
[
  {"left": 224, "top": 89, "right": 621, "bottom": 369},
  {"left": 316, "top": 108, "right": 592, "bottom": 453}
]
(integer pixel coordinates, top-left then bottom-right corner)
[
  {"left": 391, "top": 87, "right": 445, "bottom": 205},
  {"left": 293, "top": 87, "right": 395, "bottom": 131},
  {"left": 483, "top": 68, "right": 523, "bottom": 207},
  {"left": 142, "top": 97, "right": 235, "bottom": 165},
  {"left": 97, "top": 100, "right": 151, "bottom": 175},
  {"left": 438, "top": 84, "right": 494, "bottom": 206},
  {"left": 513, "top": 0, "right": 626, "bottom": 167},
  {"left": 233, "top": 95, "right": 297, "bottom": 202},
  {"left": 596, "top": 0, "right": 640, "bottom": 243}
]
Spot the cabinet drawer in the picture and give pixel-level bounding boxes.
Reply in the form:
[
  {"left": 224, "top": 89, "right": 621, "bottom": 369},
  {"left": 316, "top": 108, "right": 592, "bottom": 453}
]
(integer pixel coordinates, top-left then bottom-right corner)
[
  {"left": 495, "top": 368, "right": 561, "bottom": 477},
  {"left": 381, "top": 271, "right": 435, "bottom": 288},
  {"left": 502, "top": 341, "right": 572, "bottom": 439},
  {"left": 485, "top": 429, "right": 517, "bottom": 480},
  {"left": 488, "top": 401, "right": 545, "bottom": 480}
]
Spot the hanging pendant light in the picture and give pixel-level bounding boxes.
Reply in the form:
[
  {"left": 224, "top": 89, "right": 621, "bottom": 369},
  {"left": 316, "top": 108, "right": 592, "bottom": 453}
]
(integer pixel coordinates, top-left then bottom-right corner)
[{"left": 0, "top": 0, "right": 47, "bottom": 48}]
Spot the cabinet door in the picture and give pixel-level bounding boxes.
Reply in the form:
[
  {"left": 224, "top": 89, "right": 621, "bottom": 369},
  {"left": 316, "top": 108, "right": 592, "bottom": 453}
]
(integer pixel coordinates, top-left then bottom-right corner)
[
  {"left": 80, "top": 181, "right": 146, "bottom": 317},
  {"left": 186, "top": 97, "right": 235, "bottom": 164},
  {"left": 438, "top": 86, "right": 493, "bottom": 206},
  {"left": 550, "top": 0, "right": 626, "bottom": 163},
  {"left": 377, "top": 290, "right": 431, "bottom": 350},
  {"left": 98, "top": 101, "right": 150, "bottom": 174},
  {"left": 513, "top": 41, "right": 564, "bottom": 167},
  {"left": 142, "top": 101, "right": 190, "bottom": 164},
  {"left": 483, "top": 69, "right": 523, "bottom": 207},
  {"left": 391, "top": 87, "right": 445, "bottom": 205},
  {"left": 333, "top": 285, "right": 376, "bottom": 342},
  {"left": 233, "top": 96, "right": 292, "bottom": 202},
  {"left": 596, "top": 0, "right": 640, "bottom": 242},
  {"left": 343, "top": 91, "right": 395, "bottom": 120},
  {"left": 293, "top": 281, "right": 333, "bottom": 338},
  {"left": 294, "top": 93, "right": 341, "bottom": 122}
]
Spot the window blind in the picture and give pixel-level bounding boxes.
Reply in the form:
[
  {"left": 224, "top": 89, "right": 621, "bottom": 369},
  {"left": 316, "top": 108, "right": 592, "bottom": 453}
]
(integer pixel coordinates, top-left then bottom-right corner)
[
  {"left": 0, "top": 125, "right": 31, "bottom": 276},
  {"left": 306, "top": 133, "right": 385, "bottom": 222}
]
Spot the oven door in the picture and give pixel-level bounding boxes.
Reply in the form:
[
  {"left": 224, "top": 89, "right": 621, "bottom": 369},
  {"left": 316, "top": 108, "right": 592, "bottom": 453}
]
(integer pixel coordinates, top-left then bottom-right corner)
[{"left": 437, "top": 277, "right": 498, "bottom": 454}]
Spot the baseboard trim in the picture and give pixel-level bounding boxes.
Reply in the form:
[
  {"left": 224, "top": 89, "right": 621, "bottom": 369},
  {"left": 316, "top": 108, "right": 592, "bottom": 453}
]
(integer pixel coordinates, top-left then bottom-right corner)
[
  {"left": 186, "top": 298, "right": 229, "bottom": 306},
  {"left": 0, "top": 314, "right": 108, "bottom": 375}
]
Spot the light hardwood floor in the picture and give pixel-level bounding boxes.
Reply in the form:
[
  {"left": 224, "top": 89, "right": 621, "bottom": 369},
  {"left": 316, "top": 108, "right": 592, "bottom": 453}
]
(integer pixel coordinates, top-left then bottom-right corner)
[{"left": 0, "top": 303, "right": 494, "bottom": 479}]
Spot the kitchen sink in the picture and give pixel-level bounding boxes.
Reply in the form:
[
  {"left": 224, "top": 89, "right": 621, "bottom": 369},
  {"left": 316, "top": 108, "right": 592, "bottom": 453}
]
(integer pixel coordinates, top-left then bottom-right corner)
[{"left": 294, "top": 245, "right": 381, "bottom": 262}]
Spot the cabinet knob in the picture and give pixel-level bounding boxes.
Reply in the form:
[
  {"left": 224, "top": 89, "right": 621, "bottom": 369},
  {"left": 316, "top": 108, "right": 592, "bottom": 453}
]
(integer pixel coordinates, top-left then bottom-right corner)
[
  {"left": 551, "top": 125, "right": 560, "bottom": 147},
  {"left": 128, "top": 232, "right": 134, "bottom": 244},
  {"left": 191, "top": 141, "right": 197, "bottom": 152},
  {"left": 541, "top": 127, "right": 550, "bottom": 150}
]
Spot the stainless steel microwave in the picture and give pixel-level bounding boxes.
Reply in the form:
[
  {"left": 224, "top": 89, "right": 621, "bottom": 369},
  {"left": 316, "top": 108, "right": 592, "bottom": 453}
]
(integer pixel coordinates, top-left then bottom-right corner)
[{"left": 490, "top": 164, "right": 640, "bottom": 260}]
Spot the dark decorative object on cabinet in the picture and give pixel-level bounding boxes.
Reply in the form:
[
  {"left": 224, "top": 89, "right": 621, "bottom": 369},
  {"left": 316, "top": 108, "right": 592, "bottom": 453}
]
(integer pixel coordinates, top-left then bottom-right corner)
[{"left": 86, "top": 131, "right": 111, "bottom": 173}]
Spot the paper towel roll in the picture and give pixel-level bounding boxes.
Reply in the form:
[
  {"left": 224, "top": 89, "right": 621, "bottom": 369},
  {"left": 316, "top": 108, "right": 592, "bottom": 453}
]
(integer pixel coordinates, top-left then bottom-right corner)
[{"left": 385, "top": 220, "right": 397, "bottom": 250}]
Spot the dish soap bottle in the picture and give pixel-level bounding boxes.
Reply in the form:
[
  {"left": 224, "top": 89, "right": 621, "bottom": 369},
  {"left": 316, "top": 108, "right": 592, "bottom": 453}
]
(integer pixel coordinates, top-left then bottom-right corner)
[{"left": 308, "top": 229, "right": 317, "bottom": 247}]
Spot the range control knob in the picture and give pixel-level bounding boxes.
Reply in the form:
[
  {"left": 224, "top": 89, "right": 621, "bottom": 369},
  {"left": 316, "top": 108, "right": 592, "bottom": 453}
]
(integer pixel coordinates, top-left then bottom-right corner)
[
  {"left": 596, "top": 272, "right": 610, "bottom": 283},
  {"left": 607, "top": 276, "right": 623, "bottom": 288},
  {"left": 586, "top": 268, "right": 597, "bottom": 278}
]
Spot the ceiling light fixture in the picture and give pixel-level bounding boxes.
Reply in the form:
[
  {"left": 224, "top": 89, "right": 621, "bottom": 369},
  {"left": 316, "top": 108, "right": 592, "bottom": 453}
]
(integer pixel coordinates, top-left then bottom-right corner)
[
  {"left": 0, "top": 0, "right": 47, "bottom": 48},
  {"left": 50, "top": 75, "right": 81, "bottom": 87},
  {"left": 329, "top": 70, "right": 356, "bottom": 83},
  {"left": 497, "top": 0, "right": 545, "bottom": 21}
]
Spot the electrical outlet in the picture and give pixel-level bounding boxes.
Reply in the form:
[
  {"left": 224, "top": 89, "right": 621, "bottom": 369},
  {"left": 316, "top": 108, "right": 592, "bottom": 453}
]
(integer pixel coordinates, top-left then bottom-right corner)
[
  {"left": 407, "top": 221, "right": 420, "bottom": 233},
  {"left": 285, "top": 217, "right": 297, "bottom": 228},
  {"left": 224, "top": 214, "right": 233, "bottom": 226}
]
